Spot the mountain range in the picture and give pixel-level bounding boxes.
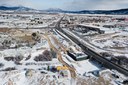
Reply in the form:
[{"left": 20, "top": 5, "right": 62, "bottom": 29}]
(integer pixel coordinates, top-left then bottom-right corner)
[
  {"left": 0, "top": 5, "right": 128, "bottom": 14},
  {"left": 0, "top": 6, "right": 35, "bottom": 11}
]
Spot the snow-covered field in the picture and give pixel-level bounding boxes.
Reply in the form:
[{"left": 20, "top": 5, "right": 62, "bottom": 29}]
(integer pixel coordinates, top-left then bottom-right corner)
[
  {"left": 0, "top": 13, "right": 127, "bottom": 85},
  {"left": 0, "top": 13, "right": 61, "bottom": 28}
]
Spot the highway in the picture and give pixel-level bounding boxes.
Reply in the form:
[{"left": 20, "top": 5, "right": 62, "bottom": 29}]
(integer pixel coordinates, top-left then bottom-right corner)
[{"left": 55, "top": 16, "right": 128, "bottom": 77}]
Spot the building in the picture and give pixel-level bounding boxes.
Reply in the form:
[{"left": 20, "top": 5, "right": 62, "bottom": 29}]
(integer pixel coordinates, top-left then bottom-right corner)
[{"left": 67, "top": 51, "right": 88, "bottom": 61}]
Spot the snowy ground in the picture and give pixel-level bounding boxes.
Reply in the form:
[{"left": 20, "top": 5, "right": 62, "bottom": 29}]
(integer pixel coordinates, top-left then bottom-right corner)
[
  {"left": 0, "top": 13, "right": 128, "bottom": 85},
  {"left": 0, "top": 70, "right": 71, "bottom": 85},
  {"left": 0, "top": 13, "right": 61, "bottom": 28}
]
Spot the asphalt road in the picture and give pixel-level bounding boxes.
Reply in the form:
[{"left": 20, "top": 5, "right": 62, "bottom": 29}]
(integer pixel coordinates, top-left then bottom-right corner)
[{"left": 55, "top": 16, "right": 128, "bottom": 77}]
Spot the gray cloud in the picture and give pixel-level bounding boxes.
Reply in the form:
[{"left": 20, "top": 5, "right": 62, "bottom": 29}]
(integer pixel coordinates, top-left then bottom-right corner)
[
  {"left": 0, "top": 0, "right": 37, "bottom": 9},
  {"left": 0, "top": 0, "right": 128, "bottom": 10},
  {"left": 0, "top": 0, "right": 22, "bottom": 6},
  {"left": 64, "top": 0, "right": 128, "bottom": 11}
]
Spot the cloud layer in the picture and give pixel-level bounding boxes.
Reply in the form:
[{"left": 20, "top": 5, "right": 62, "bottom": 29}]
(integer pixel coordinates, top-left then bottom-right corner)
[
  {"left": 0, "top": 0, "right": 128, "bottom": 10},
  {"left": 65, "top": 0, "right": 128, "bottom": 10}
]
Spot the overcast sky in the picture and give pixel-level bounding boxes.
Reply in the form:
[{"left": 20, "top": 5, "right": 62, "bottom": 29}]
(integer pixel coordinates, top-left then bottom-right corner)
[{"left": 0, "top": 0, "right": 128, "bottom": 11}]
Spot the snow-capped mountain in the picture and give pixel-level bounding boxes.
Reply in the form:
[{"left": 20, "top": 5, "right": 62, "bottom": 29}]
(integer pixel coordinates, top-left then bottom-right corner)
[
  {"left": 0, "top": 5, "right": 35, "bottom": 11},
  {"left": 76, "top": 8, "right": 128, "bottom": 14},
  {"left": 42, "top": 8, "right": 64, "bottom": 12},
  {"left": 1, "top": 5, "right": 128, "bottom": 14},
  {"left": 42, "top": 8, "right": 128, "bottom": 14}
]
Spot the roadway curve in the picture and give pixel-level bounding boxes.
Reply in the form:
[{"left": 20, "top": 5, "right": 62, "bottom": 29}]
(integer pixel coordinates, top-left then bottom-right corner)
[
  {"left": 45, "top": 33, "right": 76, "bottom": 79},
  {"left": 55, "top": 16, "right": 128, "bottom": 77}
]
